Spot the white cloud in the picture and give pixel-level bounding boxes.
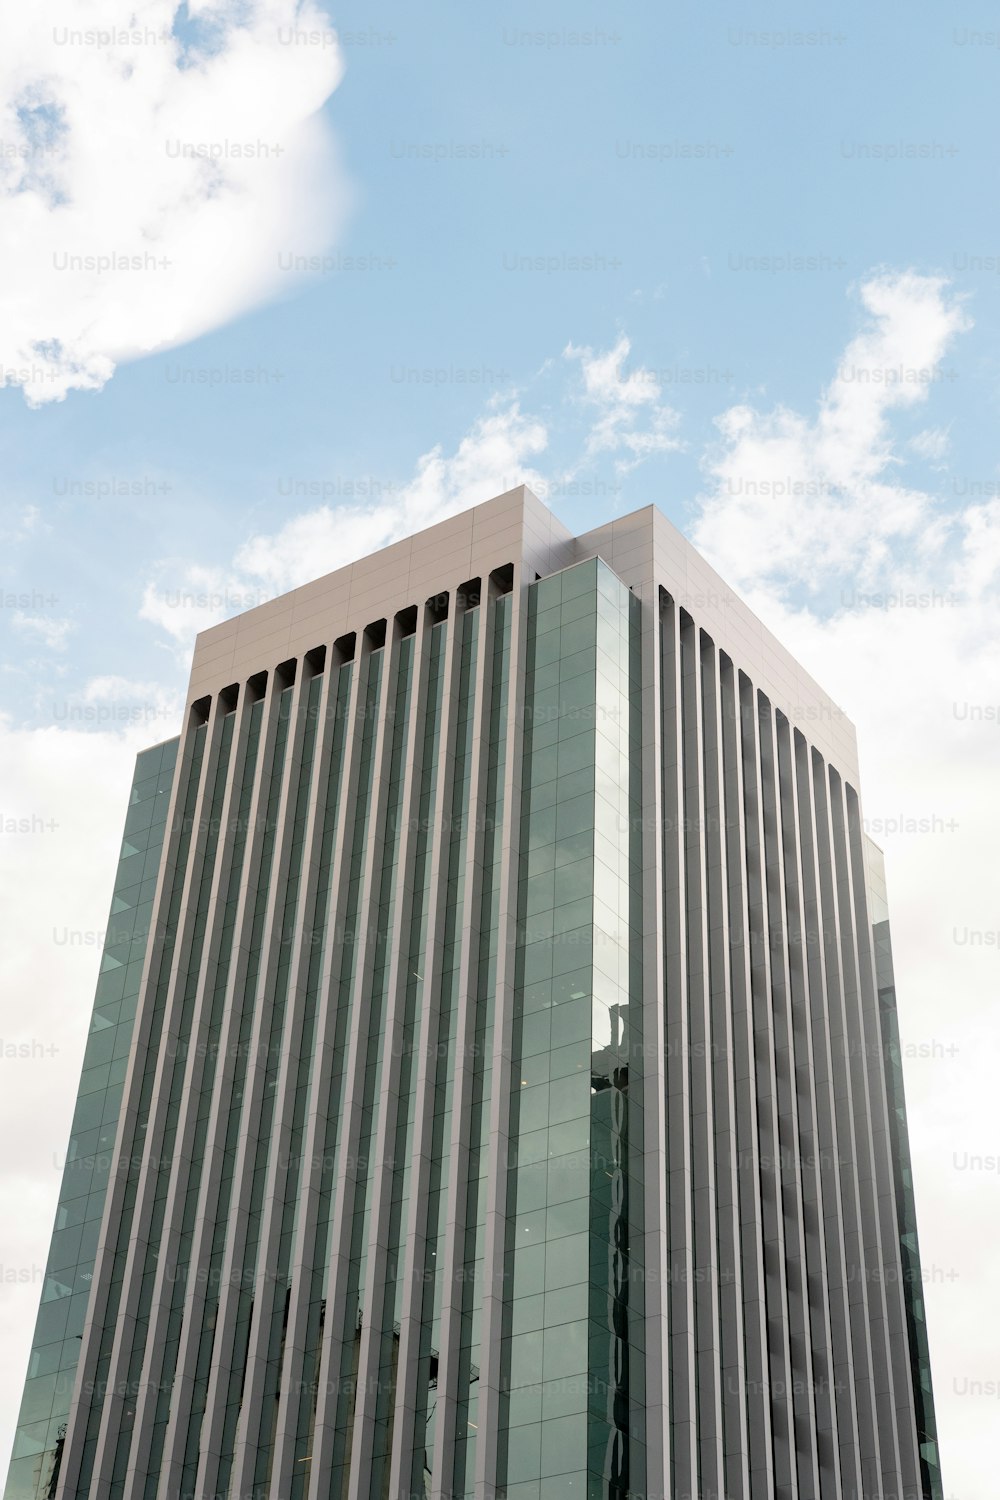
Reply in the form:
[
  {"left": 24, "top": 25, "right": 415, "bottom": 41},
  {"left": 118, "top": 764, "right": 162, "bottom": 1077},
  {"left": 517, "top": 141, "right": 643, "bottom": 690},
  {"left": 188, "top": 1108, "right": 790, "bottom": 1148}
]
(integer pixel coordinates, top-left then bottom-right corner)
[
  {"left": 910, "top": 424, "right": 951, "bottom": 461},
  {"left": 957, "top": 497, "right": 1000, "bottom": 598},
  {"left": 9, "top": 609, "right": 73, "bottom": 651},
  {"left": 693, "top": 271, "right": 970, "bottom": 591},
  {"left": 10, "top": 611, "right": 74, "bottom": 650},
  {"left": 79, "top": 674, "right": 184, "bottom": 731},
  {"left": 140, "top": 399, "right": 549, "bottom": 644},
  {"left": 0, "top": 506, "right": 51, "bottom": 545},
  {"left": 138, "top": 564, "right": 273, "bottom": 648},
  {"left": 563, "top": 334, "right": 683, "bottom": 471},
  {"left": 0, "top": 0, "right": 347, "bottom": 404}
]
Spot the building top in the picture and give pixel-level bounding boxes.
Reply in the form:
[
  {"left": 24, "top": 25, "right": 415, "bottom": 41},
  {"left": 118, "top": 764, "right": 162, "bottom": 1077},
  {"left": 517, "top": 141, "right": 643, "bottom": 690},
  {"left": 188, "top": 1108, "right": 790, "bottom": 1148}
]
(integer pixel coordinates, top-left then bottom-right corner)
[{"left": 188, "top": 485, "right": 859, "bottom": 780}]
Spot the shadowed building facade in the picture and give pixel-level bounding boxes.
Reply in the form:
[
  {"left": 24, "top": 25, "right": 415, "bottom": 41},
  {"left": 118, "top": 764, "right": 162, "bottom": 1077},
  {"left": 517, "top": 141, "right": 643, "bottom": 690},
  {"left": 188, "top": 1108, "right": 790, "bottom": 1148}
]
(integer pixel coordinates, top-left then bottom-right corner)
[{"left": 6, "top": 488, "right": 941, "bottom": 1500}]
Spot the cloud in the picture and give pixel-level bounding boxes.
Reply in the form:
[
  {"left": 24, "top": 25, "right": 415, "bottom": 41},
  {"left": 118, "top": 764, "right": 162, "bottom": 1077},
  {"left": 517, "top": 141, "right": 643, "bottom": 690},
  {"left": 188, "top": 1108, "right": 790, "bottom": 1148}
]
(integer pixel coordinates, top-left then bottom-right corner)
[
  {"left": 78, "top": 673, "right": 183, "bottom": 729},
  {"left": 957, "top": 497, "right": 1000, "bottom": 598},
  {"left": 139, "top": 399, "right": 549, "bottom": 644},
  {"left": 910, "top": 425, "right": 951, "bottom": 462},
  {"left": 137, "top": 565, "right": 272, "bottom": 648},
  {"left": 0, "top": 506, "right": 52, "bottom": 545},
  {"left": 693, "top": 271, "right": 970, "bottom": 591},
  {"left": 10, "top": 612, "right": 74, "bottom": 650},
  {"left": 563, "top": 334, "right": 683, "bottom": 471},
  {"left": 0, "top": 0, "right": 347, "bottom": 405}
]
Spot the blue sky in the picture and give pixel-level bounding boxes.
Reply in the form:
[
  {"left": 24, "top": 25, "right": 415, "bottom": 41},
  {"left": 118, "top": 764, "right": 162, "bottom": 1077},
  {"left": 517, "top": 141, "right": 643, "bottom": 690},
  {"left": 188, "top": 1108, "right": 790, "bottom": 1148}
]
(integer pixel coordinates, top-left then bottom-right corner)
[
  {"left": 3, "top": 0, "right": 1000, "bottom": 720},
  {"left": 1, "top": 1, "right": 998, "bottom": 1492}
]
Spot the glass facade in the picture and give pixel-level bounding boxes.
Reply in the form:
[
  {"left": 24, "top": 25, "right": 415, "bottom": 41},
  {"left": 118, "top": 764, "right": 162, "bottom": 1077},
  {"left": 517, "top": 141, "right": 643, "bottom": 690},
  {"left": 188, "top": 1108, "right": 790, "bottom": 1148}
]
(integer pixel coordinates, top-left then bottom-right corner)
[
  {"left": 4, "top": 498, "right": 942, "bottom": 1500},
  {"left": 498, "top": 559, "right": 644, "bottom": 1500}
]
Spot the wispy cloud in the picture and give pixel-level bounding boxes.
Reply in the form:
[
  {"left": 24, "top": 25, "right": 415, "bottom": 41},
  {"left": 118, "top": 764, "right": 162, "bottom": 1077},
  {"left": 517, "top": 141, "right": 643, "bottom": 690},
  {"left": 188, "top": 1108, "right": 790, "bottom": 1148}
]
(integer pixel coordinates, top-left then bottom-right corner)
[
  {"left": 11, "top": 611, "right": 73, "bottom": 650},
  {"left": 0, "top": 506, "right": 51, "bottom": 545},
  {"left": 692, "top": 271, "right": 970, "bottom": 591},
  {"left": 910, "top": 425, "right": 951, "bottom": 462},
  {"left": 563, "top": 333, "right": 684, "bottom": 471}
]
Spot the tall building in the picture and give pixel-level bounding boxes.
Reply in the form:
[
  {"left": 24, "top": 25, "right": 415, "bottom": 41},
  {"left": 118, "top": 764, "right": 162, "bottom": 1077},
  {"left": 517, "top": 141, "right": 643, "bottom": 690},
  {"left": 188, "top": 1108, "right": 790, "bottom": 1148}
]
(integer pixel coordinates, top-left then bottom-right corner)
[{"left": 6, "top": 488, "right": 941, "bottom": 1500}]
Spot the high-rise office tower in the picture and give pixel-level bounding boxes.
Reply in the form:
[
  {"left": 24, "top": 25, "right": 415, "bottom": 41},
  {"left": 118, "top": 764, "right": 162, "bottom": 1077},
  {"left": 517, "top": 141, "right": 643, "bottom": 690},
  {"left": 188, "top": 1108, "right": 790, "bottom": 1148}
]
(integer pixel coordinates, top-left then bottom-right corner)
[{"left": 6, "top": 488, "right": 941, "bottom": 1500}]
